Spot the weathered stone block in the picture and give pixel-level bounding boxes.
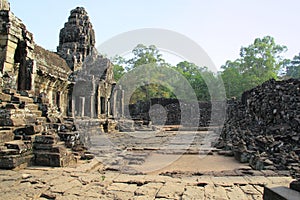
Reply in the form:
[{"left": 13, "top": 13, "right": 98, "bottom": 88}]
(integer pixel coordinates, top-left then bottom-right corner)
[
  {"left": 0, "top": 92, "right": 11, "bottom": 102},
  {"left": 5, "top": 103, "right": 17, "bottom": 109},
  {"left": 0, "top": 118, "right": 26, "bottom": 126},
  {"left": 234, "top": 151, "right": 249, "bottom": 163},
  {"left": 34, "top": 135, "right": 58, "bottom": 144},
  {"left": 33, "top": 143, "right": 54, "bottom": 150},
  {"left": 11, "top": 95, "right": 33, "bottom": 103},
  {"left": 0, "top": 153, "right": 34, "bottom": 169},
  {"left": 263, "top": 186, "right": 300, "bottom": 200},
  {"left": 5, "top": 140, "right": 30, "bottom": 153},
  {"left": 0, "top": 129, "right": 14, "bottom": 143},
  {"left": 117, "top": 120, "right": 135, "bottom": 132},
  {"left": 0, "top": 149, "right": 19, "bottom": 156},
  {"left": 290, "top": 181, "right": 300, "bottom": 193},
  {"left": 34, "top": 151, "right": 75, "bottom": 167},
  {"left": 14, "top": 125, "right": 43, "bottom": 136},
  {"left": 2, "top": 88, "right": 16, "bottom": 95}
]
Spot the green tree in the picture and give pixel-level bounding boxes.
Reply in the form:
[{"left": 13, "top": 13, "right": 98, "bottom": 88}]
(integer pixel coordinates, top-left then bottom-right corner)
[
  {"left": 286, "top": 53, "right": 300, "bottom": 78},
  {"left": 127, "top": 44, "right": 169, "bottom": 70},
  {"left": 221, "top": 36, "right": 287, "bottom": 98},
  {"left": 112, "top": 44, "right": 174, "bottom": 103},
  {"left": 172, "top": 61, "right": 216, "bottom": 101},
  {"left": 112, "top": 56, "right": 125, "bottom": 81}
]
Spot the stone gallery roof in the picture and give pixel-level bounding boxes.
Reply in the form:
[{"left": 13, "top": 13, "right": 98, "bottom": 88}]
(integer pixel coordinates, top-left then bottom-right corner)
[{"left": 34, "top": 45, "right": 71, "bottom": 80}]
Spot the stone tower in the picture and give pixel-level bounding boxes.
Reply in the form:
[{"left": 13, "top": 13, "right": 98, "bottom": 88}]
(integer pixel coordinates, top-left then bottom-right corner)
[
  {"left": 57, "top": 7, "right": 95, "bottom": 71},
  {"left": 0, "top": 0, "right": 10, "bottom": 11}
]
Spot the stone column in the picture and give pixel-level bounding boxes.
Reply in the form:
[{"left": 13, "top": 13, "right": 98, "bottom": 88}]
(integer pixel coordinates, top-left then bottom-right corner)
[
  {"left": 71, "top": 98, "right": 75, "bottom": 118},
  {"left": 79, "top": 97, "right": 85, "bottom": 117},
  {"left": 97, "top": 88, "right": 101, "bottom": 118},
  {"left": 112, "top": 90, "right": 117, "bottom": 118},
  {"left": 90, "top": 94, "right": 94, "bottom": 118},
  {"left": 120, "top": 89, "right": 125, "bottom": 118},
  {"left": 107, "top": 98, "right": 110, "bottom": 117},
  {"left": 90, "top": 75, "right": 95, "bottom": 118}
]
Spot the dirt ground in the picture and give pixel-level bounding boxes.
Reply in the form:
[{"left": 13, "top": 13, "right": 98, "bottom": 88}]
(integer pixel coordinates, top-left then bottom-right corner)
[{"left": 132, "top": 154, "right": 247, "bottom": 174}]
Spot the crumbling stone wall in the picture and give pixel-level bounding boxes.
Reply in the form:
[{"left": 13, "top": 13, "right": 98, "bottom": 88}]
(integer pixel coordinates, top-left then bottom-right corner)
[
  {"left": 217, "top": 78, "right": 300, "bottom": 178},
  {"left": 128, "top": 98, "right": 225, "bottom": 127},
  {"left": 0, "top": 2, "right": 72, "bottom": 116},
  {"left": 33, "top": 45, "right": 71, "bottom": 116},
  {"left": 0, "top": 6, "right": 35, "bottom": 91}
]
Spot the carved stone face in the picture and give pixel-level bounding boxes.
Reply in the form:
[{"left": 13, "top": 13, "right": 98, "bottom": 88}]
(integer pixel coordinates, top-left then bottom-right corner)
[{"left": 57, "top": 7, "right": 96, "bottom": 71}]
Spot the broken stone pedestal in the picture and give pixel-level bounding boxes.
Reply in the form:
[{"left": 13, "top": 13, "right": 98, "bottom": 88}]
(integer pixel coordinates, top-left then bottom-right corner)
[
  {"left": 290, "top": 181, "right": 300, "bottom": 193},
  {"left": 33, "top": 134, "right": 76, "bottom": 167},
  {"left": 263, "top": 186, "right": 300, "bottom": 200},
  {"left": 0, "top": 140, "right": 33, "bottom": 169}
]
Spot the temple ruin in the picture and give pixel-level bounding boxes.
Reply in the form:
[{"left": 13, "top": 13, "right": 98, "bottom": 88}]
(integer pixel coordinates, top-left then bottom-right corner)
[
  {"left": 0, "top": 1, "right": 299, "bottom": 199},
  {"left": 0, "top": 0, "right": 118, "bottom": 168}
]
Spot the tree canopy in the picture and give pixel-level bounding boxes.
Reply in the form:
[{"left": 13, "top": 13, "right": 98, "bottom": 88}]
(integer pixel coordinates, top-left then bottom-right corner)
[
  {"left": 112, "top": 37, "right": 298, "bottom": 102},
  {"left": 286, "top": 53, "right": 300, "bottom": 78},
  {"left": 221, "top": 36, "right": 288, "bottom": 98}
]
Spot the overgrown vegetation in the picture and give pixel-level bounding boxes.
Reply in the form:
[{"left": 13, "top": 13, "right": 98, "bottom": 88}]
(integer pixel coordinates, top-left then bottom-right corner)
[{"left": 112, "top": 36, "right": 299, "bottom": 102}]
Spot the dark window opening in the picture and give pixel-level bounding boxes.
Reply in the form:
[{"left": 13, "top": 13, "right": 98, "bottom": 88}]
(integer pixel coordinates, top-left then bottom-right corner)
[{"left": 100, "top": 97, "right": 105, "bottom": 114}]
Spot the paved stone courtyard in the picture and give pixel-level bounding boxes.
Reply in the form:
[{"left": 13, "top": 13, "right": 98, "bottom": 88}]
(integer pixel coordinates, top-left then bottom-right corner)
[
  {"left": 85, "top": 128, "right": 223, "bottom": 173},
  {"left": 0, "top": 130, "right": 295, "bottom": 199},
  {"left": 0, "top": 159, "right": 293, "bottom": 200}
]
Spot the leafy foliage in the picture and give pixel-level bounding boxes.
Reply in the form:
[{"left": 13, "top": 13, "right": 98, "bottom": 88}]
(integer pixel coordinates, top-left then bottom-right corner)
[
  {"left": 221, "top": 36, "right": 287, "bottom": 98},
  {"left": 172, "top": 61, "right": 212, "bottom": 101},
  {"left": 286, "top": 53, "right": 300, "bottom": 78},
  {"left": 112, "top": 36, "right": 294, "bottom": 103}
]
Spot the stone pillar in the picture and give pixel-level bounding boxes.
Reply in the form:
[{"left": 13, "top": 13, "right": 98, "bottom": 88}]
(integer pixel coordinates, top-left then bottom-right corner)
[
  {"left": 71, "top": 98, "right": 75, "bottom": 118},
  {"left": 120, "top": 89, "right": 125, "bottom": 118},
  {"left": 90, "top": 75, "right": 95, "bottom": 118},
  {"left": 112, "top": 90, "right": 117, "bottom": 119},
  {"left": 79, "top": 97, "right": 85, "bottom": 117},
  {"left": 90, "top": 94, "right": 95, "bottom": 118},
  {"left": 107, "top": 99, "right": 110, "bottom": 116},
  {"left": 97, "top": 88, "right": 101, "bottom": 118}
]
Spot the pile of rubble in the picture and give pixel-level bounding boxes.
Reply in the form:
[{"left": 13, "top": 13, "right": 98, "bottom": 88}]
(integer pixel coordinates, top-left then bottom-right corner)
[
  {"left": 216, "top": 78, "right": 300, "bottom": 178},
  {"left": 0, "top": 89, "right": 91, "bottom": 169}
]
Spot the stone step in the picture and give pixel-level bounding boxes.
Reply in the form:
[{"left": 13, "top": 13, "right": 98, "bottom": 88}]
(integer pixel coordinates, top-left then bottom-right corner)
[
  {"left": 11, "top": 95, "right": 34, "bottom": 104},
  {"left": 13, "top": 125, "right": 44, "bottom": 136},
  {"left": 0, "top": 152, "right": 33, "bottom": 169},
  {"left": 2, "top": 88, "right": 16, "bottom": 95},
  {"left": 0, "top": 118, "right": 26, "bottom": 126},
  {"left": 4, "top": 140, "right": 31, "bottom": 153},
  {"left": 25, "top": 103, "right": 39, "bottom": 111},
  {"left": 0, "top": 148, "right": 19, "bottom": 156},
  {"left": 31, "top": 110, "right": 42, "bottom": 117},
  {"left": 34, "top": 150, "right": 76, "bottom": 167},
  {"left": 0, "top": 93, "right": 11, "bottom": 102},
  {"left": 0, "top": 129, "right": 14, "bottom": 144}
]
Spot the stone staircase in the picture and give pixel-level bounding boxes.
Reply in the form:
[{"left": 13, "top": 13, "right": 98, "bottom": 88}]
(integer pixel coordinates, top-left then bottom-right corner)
[{"left": 0, "top": 89, "right": 89, "bottom": 169}]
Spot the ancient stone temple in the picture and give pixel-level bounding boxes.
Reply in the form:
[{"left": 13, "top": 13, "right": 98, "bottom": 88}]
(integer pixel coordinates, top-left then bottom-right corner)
[
  {"left": 57, "top": 7, "right": 96, "bottom": 71},
  {"left": 57, "top": 6, "right": 118, "bottom": 123},
  {"left": 0, "top": 0, "right": 116, "bottom": 169},
  {"left": 0, "top": 0, "right": 71, "bottom": 116}
]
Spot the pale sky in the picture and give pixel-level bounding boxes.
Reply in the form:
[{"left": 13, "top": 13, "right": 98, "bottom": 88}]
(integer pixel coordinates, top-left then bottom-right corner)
[{"left": 9, "top": 0, "right": 300, "bottom": 69}]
